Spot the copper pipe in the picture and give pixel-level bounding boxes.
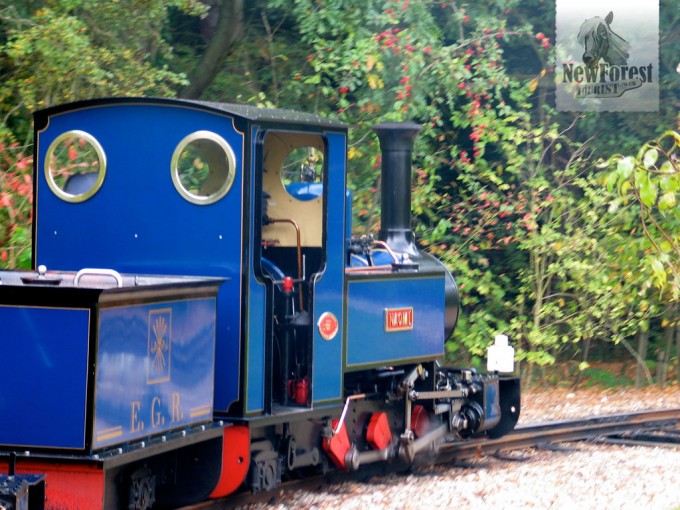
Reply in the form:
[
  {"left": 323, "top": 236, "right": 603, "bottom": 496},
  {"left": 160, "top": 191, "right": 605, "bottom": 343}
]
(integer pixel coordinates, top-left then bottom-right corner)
[{"left": 268, "top": 218, "right": 304, "bottom": 311}]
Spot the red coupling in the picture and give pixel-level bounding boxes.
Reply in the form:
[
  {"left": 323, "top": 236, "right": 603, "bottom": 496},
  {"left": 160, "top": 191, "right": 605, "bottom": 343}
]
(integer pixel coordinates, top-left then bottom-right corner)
[
  {"left": 282, "top": 276, "right": 294, "bottom": 293},
  {"left": 411, "top": 405, "right": 431, "bottom": 438},
  {"left": 323, "top": 419, "right": 351, "bottom": 470},
  {"left": 366, "top": 412, "right": 392, "bottom": 450}
]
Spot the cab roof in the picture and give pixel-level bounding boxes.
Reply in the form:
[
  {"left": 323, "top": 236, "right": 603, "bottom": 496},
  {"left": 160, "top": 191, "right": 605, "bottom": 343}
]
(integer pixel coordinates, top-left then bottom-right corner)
[{"left": 34, "top": 96, "right": 348, "bottom": 131}]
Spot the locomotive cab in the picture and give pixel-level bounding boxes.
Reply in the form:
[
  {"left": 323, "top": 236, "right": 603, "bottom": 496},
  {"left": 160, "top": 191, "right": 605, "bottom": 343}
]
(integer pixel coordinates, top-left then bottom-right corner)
[{"left": 256, "top": 131, "right": 327, "bottom": 409}]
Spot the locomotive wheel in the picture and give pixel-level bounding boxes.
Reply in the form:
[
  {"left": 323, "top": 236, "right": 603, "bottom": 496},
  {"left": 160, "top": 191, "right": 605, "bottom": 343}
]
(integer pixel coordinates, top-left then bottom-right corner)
[
  {"left": 131, "top": 479, "right": 153, "bottom": 510},
  {"left": 284, "top": 435, "right": 296, "bottom": 471},
  {"left": 261, "top": 462, "right": 277, "bottom": 491},
  {"left": 398, "top": 431, "right": 415, "bottom": 464},
  {"left": 250, "top": 441, "right": 281, "bottom": 492},
  {"left": 128, "top": 467, "right": 156, "bottom": 510}
]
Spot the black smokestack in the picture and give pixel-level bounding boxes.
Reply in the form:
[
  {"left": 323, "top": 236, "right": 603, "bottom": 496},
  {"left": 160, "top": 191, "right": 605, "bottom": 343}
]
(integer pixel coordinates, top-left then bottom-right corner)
[{"left": 372, "top": 121, "right": 422, "bottom": 256}]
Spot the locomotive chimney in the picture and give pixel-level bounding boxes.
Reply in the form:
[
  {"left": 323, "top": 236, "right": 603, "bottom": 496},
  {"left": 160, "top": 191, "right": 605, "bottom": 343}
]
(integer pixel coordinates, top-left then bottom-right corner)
[{"left": 372, "top": 121, "right": 422, "bottom": 257}]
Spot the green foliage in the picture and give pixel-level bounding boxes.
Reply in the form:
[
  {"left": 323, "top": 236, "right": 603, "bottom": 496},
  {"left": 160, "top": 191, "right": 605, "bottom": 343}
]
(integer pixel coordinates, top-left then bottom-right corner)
[
  {"left": 249, "top": 0, "right": 678, "bottom": 374},
  {"left": 580, "top": 367, "right": 634, "bottom": 388},
  {"left": 0, "top": 0, "right": 205, "bottom": 134},
  {"left": 258, "top": 0, "right": 607, "bottom": 368},
  {"left": 0, "top": 0, "right": 678, "bottom": 383},
  {"left": 603, "top": 131, "right": 680, "bottom": 300}
]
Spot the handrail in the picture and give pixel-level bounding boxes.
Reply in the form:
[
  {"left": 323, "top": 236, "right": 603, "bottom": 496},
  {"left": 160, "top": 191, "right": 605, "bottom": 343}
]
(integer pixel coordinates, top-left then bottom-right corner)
[{"left": 74, "top": 268, "right": 124, "bottom": 288}]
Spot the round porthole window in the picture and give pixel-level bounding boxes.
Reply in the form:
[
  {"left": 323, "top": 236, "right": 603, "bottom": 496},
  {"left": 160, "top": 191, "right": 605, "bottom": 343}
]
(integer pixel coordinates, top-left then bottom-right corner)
[
  {"left": 44, "top": 130, "right": 106, "bottom": 203},
  {"left": 171, "top": 131, "right": 236, "bottom": 205}
]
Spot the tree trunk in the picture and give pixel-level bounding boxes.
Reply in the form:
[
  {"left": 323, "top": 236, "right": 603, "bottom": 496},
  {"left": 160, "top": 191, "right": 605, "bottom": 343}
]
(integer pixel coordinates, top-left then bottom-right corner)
[
  {"left": 573, "top": 337, "right": 590, "bottom": 389},
  {"left": 656, "top": 348, "right": 666, "bottom": 385},
  {"left": 180, "top": 0, "right": 245, "bottom": 99},
  {"left": 635, "top": 324, "right": 649, "bottom": 387},
  {"left": 676, "top": 322, "right": 680, "bottom": 383},
  {"left": 660, "top": 316, "right": 675, "bottom": 386}
]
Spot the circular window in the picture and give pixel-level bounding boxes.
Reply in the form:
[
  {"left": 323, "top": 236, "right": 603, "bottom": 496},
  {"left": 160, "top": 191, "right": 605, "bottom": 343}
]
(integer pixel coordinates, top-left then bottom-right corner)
[
  {"left": 44, "top": 130, "right": 106, "bottom": 203},
  {"left": 171, "top": 131, "right": 236, "bottom": 205},
  {"left": 281, "top": 146, "right": 324, "bottom": 202}
]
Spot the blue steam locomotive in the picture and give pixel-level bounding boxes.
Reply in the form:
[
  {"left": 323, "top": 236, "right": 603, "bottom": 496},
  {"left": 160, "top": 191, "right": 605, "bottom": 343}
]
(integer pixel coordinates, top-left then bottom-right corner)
[{"left": 0, "top": 98, "right": 520, "bottom": 509}]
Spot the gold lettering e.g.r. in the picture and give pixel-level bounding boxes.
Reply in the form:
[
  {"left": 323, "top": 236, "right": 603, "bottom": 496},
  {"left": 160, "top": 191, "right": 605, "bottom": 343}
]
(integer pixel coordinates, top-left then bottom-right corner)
[
  {"left": 130, "top": 401, "right": 144, "bottom": 432},
  {"left": 151, "top": 396, "right": 165, "bottom": 428},
  {"left": 171, "top": 392, "right": 183, "bottom": 423},
  {"left": 129, "top": 392, "right": 184, "bottom": 432}
]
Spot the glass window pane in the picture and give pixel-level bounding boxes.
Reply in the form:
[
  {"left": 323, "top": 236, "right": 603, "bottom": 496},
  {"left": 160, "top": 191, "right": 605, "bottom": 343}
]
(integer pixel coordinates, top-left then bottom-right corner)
[
  {"left": 171, "top": 131, "right": 236, "bottom": 205},
  {"left": 44, "top": 130, "right": 106, "bottom": 203}
]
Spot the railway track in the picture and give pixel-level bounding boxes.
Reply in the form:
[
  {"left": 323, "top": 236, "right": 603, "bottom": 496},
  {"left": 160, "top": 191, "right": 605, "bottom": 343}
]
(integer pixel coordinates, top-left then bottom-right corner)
[
  {"left": 440, "top": 407, "right": 680, "bottom": 460},
  {"left": 183, "top": 408, "right": 680, "bottom": 509}
]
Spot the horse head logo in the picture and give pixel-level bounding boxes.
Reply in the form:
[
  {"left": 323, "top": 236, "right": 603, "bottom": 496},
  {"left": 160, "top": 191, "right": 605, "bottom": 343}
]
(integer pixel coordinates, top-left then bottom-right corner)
[{"left": 577, "top": 11, "right": 630, "bottom": 68}]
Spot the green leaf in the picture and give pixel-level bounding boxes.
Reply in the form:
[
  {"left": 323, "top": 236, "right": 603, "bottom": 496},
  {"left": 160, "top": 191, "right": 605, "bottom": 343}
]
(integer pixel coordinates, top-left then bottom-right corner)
[
  {"left": 659, "top": 240, "right": 673, "bottom": 253},
  {"left": 642, "top": 148, "right": 658, "bottom": 169},
  {"left": 304, "top": 74, "right": 321, "bottom": 84},
  {"left": 650, "top": 258, "right": 667, "bottom": 289},
  {"left": 616, "top": 156, "right": 635, "bottom": 178},
  {"left": 657, "top": 191, "right": 676, "bottom": 210},
  {"left": 637, "top": 174, "right": 658, "bottom": 207}
]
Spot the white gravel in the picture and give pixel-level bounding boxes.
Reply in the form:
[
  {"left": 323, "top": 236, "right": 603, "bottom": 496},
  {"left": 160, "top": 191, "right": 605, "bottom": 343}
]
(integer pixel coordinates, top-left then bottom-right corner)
[{"left": 254, "top": 442, "right": 680, "bottom": 510}]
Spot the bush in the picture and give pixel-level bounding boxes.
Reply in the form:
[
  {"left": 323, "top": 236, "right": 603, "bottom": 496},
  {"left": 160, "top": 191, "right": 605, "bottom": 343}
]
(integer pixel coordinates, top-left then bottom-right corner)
[{"left": 0, "top": 141, "right": 32, "bottom": 269}]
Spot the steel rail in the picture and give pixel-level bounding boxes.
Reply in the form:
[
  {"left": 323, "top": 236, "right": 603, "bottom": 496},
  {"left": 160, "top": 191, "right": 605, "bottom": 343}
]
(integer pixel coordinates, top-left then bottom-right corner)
[{"left": 435, "top": 407, "right": 680, "bottom": 461}]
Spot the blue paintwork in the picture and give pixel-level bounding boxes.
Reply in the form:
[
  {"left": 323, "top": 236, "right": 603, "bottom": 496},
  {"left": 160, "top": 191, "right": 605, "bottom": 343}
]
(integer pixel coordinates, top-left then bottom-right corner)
[
  {"left": 285, "top": 182, "right": 323, "bottom": 201},
  {"left": 244, "top": 276, "right": 266, "bottom": 414},
  {"left": 244, "top": 126, "right": 266, "bottom": 414},
  {"left": 0, "top": 306, "right": 90, "bottom": 449},
  {"left": 348, "top": 250, "right": 396, "bottom": 267},
  {"left": 94, "top": 298, "right": 216, "bottom": 448},
  {"left": 244, "top": 128, "right": 348, "bottom": 412},
  {"left": 311, "top": 132, "right": 346, "bottom": 404},
  {"left": 484, "top": 380, "right": 500, "bottom": 423},
  {"left": 345, "top": 276, "right": 445, "bottom": 369},
  {"left": 35, "top": 104, "right": 244, "bottom": 275},
  {"left": 35, "top": 102, "right": 243, "bottom": 413},
  {"left": 345, "top": 189, "right": 353, "bottom": 245},
  {"left": 0, "top": 276, "right": 219, "bottom": 452}
]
